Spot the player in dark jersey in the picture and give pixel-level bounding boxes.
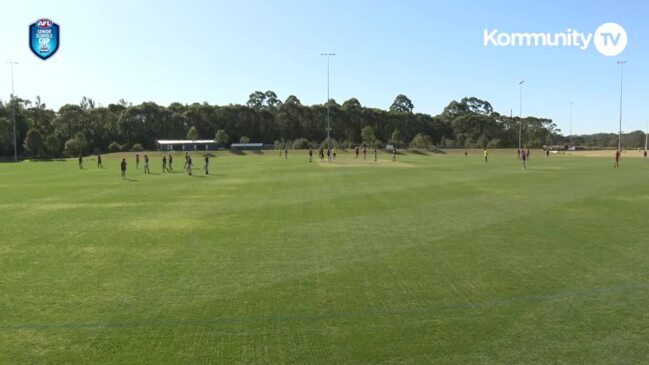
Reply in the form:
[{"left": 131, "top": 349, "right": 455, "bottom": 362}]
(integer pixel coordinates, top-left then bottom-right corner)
[
  {"left": 363, "top": 146, "right": 367, "bottom": 160},
  {"left": 120, "top": 158, "right": 127, "bottom": 179},
  {"left": 186, "top": 155, "right": 193, "bottom": 175},
  {"left": 355, "top": 146, "right": 360, "bottom": 159},
  {"left": 284, "top": 147, "right": 288, "bottom": 159},
  {"left": 78, "top": 155, "right": 83, "bottom": 169},
  {"left": 204, "top": 156, "right": 209, "bottom": 175},
  {"left": 392, "top": 147, "right": 397, "bottom": 162},
  {"left": 308, "top": 147, "right": 313, "bottom": 163},
  {"left": 520, "top": 149, "right": 527, "bottom": 170},
  {"left": 614, "top": 150, "right": 621, "bottom": 168},
  {"left": 319, "top": 147, "right": 325, "bottom": 162},
  {"left": 135, "top": 154, "right": 140, "bottom": 169},
  {"left": 374, "top": 147, "right": 378, "bottom": 162},
  {"left": 143, "top": 155, "right": 150, "bottom": 174},
  {"left": 168, "top": 155, "right": 174, "bottom": 172},
  {"left": 162, "top": 155, "right": 168, "bottom": 172},
  {"left": 97, "top": 154, "right": 103, "bottom": 168}
]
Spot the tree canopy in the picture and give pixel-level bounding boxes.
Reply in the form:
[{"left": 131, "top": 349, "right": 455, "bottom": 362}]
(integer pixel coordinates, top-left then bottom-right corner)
[{"left": 0, "top": 92, "right": 626, "bottom": 158}]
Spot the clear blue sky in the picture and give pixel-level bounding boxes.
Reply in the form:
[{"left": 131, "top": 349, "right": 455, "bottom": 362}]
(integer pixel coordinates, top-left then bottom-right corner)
[{"left": 1, "top": 0, "right": 647, "bottom": 134}]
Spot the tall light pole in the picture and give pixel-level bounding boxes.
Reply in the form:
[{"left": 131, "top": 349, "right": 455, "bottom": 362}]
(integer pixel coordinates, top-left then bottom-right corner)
[
  {"left": 7, "top": 61, "right": 18, "bottom": 162},
  {"left": 645, "top": 121, "right": 648, "bottom": 153},
  {"left": 569, "top": 102, "right": 573, "bottom": 137},
  {"left": 616, "top": 60, "right": 627, "bottom": 152},
  {"left": 518, "top": 80, "right": 525, "bottom": 150},
  {"left": 321, "top": 53, "right": 335, "bottom": 150}
]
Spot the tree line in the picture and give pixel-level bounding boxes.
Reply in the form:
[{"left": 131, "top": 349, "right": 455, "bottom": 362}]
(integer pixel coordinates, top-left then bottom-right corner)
[{"left": 0, "top": 92, "right": 640, "bottom": 158}]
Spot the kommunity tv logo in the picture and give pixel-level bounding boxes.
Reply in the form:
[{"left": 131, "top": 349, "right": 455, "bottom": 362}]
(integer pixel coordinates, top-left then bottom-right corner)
[{"left": 483, "top": 22, "right": 627, "bottom": 56}]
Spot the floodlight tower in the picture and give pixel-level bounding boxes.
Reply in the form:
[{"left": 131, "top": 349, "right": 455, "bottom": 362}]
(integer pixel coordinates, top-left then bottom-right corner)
[
  {"left": 569, "top": 102, "right": 573, "bottom": 137},
  {"left": 616, "top": 60, "right": 627, "bottom": 152},
  {"left": 321, "top": 53, "right": 335, "bottom": 150},
  {"left": 518, "top": 80, "right": 525, "bottom": 150},
  {"left": 7, "top": 61, "right": 18, "bottom": 162}
]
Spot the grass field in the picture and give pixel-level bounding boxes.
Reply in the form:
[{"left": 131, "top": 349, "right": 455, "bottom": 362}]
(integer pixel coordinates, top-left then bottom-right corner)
[{"left": 1, "top": 149, "right": 648, "bottom": 364}]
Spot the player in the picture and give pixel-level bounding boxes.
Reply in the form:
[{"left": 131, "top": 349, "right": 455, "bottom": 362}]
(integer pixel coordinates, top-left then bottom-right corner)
[
  {"left": 183, "top": 152, "right": 189, "bottom": 169},
  {"left": 363, "top": 146, "right": 367, "bottom": 160},
  {"left": 319, "top": 147, "right": 325, "bottom": 162},
  {"left": 308, "top": 147, "right": 313, "bottom": 163},
  {"left": 546, "top": 149, "right": 550, "bottom": 159},
  {"left": 484, "top": 148, "right": 489, "bottom": 163},
  {"left": 520, "top": 149, "right": 527, "bottom": 170},
  {"left": 284, "top": 147, "right": 288, "bottom": 159},
  {"left": 644, "top": 150, "right": 647, "bottom": 158},
  {"left": 527, "top": 148, "right": 531, "bottom": 160},
  {"left": 136, "top": 154, "right": 140, "bottom": 169},
  {"left": 97, "top": 154, "right": 103, "bottom": 168},
  {"left": 326, "top": 147, "right": 331, "bottom": 163},
  {"left": 392, "top": 147, "right": 397, "bottom": 162},
  {"left": 162, "top": 155, "right": 168, "bottom": 172},
  {"left": 168, "top": 154, "right": 174, "bottom": 172},
  {"left": 355, "top": 146, "right": 360, "bottom": 160},
  {"left": 614, "top": 150, "right": 621, "bottom": 168},
  {"left": 120, "top": 158, "right": 127, "bottom": 179},
  {"left": 332, "top": 148, "right": 337, "bottom": 162},
  {"left": 78, "top": 155, "right": 83, "bottom": 169},
  {"left": 186, "top": 154, "right": 193, "bottom": 175},
  {"left": 516, "top": 149, "right": 520, "bottom": 160},
  {"left": 204, "top": 155, "right": 209, "bottom": 175},
  {"left": 143, "top": 154, "right": 150, "bottom": 174},
  {"left": 374, "top": 147, "right": 378, "bottom": 161},
  {"left": 464, "top": 151, "right": 468, "bottom": 157}
]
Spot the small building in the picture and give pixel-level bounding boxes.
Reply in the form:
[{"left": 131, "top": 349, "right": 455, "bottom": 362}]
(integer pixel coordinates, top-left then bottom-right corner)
[
  {"left": 230, "top": 143, "right": 265, "bottom": 151},
  {"left": 156, "top": 140, "right": 221, "bottom": 152}
]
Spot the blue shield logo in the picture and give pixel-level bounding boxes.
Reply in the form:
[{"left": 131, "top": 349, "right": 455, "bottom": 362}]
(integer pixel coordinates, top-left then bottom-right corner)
[{"left": 29, "top": 18, "right": 60, "bottom": 60}]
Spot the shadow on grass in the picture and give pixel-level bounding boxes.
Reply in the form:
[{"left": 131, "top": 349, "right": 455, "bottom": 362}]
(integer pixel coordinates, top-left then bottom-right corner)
[
  {"left": 229, "top": 150, "right": 246, "bottom": 156},
  {"left": 409, "top": 150, "right": 430, "bottom": 156},
  {"left": 25, "top": 158, "right": 68, "bottom": 162}
]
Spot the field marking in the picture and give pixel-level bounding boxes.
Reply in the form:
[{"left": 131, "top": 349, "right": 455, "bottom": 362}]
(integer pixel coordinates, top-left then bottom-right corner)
[{"left": 0, "top": 283, "right": 646, "bottom": 332}]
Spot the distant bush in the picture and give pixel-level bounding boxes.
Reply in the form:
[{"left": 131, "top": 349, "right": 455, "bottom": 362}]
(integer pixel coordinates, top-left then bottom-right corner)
[
  {"left": 120, "top": 143, "right": 130, "bottom": 152},
  {"left": 410, "top": 133, "right": 432, "bottom": 149},
  {"left": 108, "top": 141, "right": 121, "bottom": 153},
  {"left": 487, "top": 138, "right": 503, "bottom": 148},
  {"left": 45, "top": 135, "right": 61, "bottom": 156},
  {"left": 321, "top": 137, "right": 338, "bottom": 149},
  {"left": 239, "top": 136, "right": 251, "bottom": 144},
  {"left": 292, "top": 138, "right": 309, "bottom": 149},
  {"left": 132, "top": 143, "right": 144, "bottom": 152}
]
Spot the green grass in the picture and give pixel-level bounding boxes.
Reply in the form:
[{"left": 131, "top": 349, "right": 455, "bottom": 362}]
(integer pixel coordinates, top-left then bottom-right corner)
[{"left": 1, "top": 150, "right": 648, "bottom": 364}]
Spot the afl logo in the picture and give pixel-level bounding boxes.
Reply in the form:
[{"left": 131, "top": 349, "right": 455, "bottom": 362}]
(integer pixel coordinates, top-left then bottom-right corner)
[
  {"left": 37, "top": 19, "right": 53, "bottom": 28},
  {"left": 29, "top": 18, "right": 60, "bottom": 60}
]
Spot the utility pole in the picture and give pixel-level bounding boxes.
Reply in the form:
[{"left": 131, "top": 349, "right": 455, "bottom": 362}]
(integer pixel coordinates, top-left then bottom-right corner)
[
  {"left": 518, "top": 81, "right": 525, "bottom": 151},
  {"left": 617, "top": 60, "right": 627, "bottom": 152},
  {"left": 321, "top": 53, "right": 336, "bottom": 150},
  {"left": 569, "top": 102, "right": 573, "bottom": 137},
  {"left": 7, "top": 61, "right": 18, "bottom": 162}
]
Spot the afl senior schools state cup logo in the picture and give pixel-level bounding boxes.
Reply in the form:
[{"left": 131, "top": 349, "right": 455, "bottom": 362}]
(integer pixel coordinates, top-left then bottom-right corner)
[{"left": 29, "top": 18, "right": 60, "bottom": 60}]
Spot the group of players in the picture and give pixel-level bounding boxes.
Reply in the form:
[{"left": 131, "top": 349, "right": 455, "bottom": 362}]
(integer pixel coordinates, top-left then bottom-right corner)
[
  {"left": 78, "top": 153, "right": 210, "bottom": 179},
  {"left": 305, "top": 145, "right": 398, "bottom": 163},
  {"left": 78, "top": 146, "right": 632, "bottom": 180}
]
